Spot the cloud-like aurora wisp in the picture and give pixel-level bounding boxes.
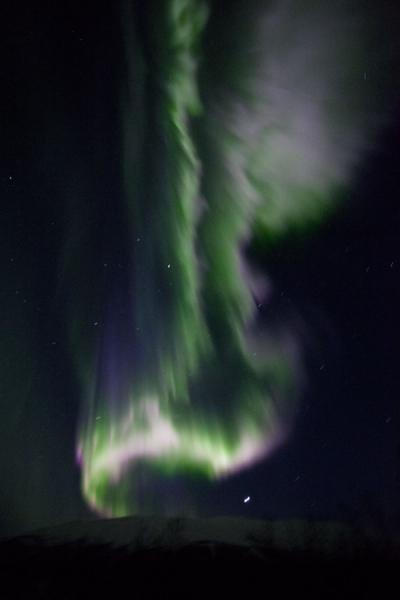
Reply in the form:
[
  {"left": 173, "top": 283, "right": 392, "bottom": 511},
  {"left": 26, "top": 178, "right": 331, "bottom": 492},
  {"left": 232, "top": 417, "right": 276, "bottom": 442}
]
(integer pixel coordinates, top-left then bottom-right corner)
[{"left": 72, "top": 0, "right": 375, "bottom": 517}]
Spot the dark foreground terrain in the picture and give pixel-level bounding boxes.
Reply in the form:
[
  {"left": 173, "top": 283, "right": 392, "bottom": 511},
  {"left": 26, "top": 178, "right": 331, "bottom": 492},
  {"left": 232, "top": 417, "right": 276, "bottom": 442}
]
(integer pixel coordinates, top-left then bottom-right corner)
[{"left": 1, "top": 516, "right": 398, "bottom": 598}]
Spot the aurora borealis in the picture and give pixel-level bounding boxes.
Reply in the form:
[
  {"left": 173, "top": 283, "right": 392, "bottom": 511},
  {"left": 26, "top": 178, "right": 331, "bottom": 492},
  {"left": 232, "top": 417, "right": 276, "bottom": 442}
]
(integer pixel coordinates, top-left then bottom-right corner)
[
  {"left": 68, "top": 0, "right": 379, "bottom": 517},
  {"left": 1, "top": 0, "right": 399, "bottom": 536}
]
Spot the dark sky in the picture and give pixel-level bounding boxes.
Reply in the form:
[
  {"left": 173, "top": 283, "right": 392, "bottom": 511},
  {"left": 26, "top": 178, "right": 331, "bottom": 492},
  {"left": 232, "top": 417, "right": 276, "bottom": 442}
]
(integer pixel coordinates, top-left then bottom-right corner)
[{"left": 1, "top": 0, "right": 399, "bottom": 538}]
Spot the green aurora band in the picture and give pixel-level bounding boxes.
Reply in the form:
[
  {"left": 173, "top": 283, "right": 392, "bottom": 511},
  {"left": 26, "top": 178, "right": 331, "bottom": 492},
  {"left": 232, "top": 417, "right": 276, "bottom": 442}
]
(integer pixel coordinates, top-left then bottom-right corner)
[{"left": 72, "top": 0, "right": 375, "bottom": 516}]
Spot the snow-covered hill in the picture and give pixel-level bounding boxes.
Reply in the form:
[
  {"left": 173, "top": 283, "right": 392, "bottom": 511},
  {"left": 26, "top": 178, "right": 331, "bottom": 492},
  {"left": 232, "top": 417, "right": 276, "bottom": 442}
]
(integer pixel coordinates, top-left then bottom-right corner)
[{"left": 15, "top": 514, "right": 392, "bottom": 558}]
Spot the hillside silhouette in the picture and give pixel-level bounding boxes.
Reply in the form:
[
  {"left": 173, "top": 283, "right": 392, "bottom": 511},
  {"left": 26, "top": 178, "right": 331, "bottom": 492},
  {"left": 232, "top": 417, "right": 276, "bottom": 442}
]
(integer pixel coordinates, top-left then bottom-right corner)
[{"left": 1, "top": 515, "right": 398, "bottom": 598}]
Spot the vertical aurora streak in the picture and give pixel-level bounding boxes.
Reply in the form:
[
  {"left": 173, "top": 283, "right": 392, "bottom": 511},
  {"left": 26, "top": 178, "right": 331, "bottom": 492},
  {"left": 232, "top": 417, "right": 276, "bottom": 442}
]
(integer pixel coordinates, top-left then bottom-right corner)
[{"left": 70, "top": 0, "right": 376, "bottom": 517}]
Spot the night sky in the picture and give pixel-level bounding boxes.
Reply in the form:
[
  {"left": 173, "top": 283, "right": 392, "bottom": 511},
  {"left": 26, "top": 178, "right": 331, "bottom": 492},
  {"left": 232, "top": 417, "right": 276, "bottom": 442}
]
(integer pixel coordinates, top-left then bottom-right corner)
[{"left": 1, "top": 0, "right": 400, "bottom": 538}]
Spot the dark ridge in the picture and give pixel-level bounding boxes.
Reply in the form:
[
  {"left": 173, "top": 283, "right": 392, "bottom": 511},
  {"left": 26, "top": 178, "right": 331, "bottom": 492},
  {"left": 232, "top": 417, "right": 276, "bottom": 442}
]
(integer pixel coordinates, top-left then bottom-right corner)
[{"left": 1, "top": 516, "right": 398, "bottom": 598}]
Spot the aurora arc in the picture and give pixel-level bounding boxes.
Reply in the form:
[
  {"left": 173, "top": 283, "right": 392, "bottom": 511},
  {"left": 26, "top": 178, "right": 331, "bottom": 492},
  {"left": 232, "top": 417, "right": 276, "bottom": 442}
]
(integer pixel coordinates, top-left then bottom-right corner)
[{"left": 71, "top": 0, "right": 374, "bottom": 517}]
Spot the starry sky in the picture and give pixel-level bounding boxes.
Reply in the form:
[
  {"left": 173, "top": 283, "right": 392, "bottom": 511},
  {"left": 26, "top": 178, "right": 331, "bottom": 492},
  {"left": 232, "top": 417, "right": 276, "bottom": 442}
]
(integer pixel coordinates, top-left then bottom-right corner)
[{"left": 1, "top": 0, "right": 400, "bottom": 538}]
